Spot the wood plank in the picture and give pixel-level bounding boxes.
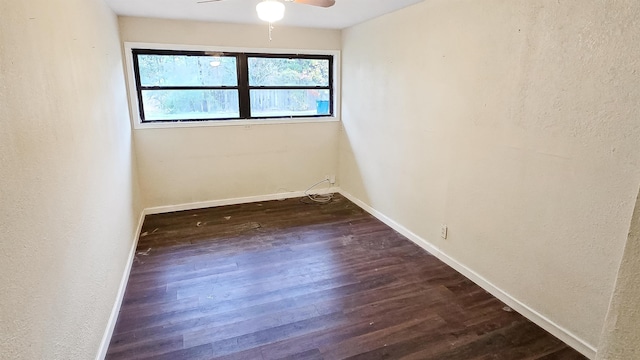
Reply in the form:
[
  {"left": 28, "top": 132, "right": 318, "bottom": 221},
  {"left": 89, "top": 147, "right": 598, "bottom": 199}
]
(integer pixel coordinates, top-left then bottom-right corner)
[{"left": 106, "top": 195, "right": 586, "bottom": 359}]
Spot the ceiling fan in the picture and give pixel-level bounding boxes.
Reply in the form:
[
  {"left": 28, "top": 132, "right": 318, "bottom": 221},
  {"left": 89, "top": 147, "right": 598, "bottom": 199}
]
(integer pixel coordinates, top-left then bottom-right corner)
[
  {"left": 197, "top": 0, "right": 335, "bottom": 40},
  {"left": 196, "top": 0, "right": 336, "bottom": 9}
]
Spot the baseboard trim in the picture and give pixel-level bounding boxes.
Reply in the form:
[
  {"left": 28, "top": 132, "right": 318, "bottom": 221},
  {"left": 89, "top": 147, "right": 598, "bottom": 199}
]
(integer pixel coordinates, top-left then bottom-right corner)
[
  {"left": 144, "top": 187, "right": 340, "bottom": 215},
  {"left": 97, "top": 189, "right": 596, "bottom": 359},
  {"left": 339, "top": 190, "right": 597, "bottom": 360},
  {"left": 95, "top": 210, "right": 145, "bottom": 360},
  {"left": 96, "top": 188, "right": 341, "bottom": 358}
]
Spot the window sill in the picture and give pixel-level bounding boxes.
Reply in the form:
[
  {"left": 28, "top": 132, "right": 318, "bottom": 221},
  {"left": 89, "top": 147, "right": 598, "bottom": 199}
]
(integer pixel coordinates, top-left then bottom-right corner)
[{"left": 132, "top": 116, "right": 340, "bottom": 130}]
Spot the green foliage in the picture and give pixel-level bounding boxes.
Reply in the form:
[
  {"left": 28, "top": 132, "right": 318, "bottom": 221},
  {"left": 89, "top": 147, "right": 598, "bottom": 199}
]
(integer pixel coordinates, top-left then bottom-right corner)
[
  {"left": 248, "top": 57, "right": 329, "bottom": 87},
  {"left": 137, "top": 53, "right": 330, "bottom": 119},
  {"left": 138, "top": 54, "right": 237, "bottom": 87}
]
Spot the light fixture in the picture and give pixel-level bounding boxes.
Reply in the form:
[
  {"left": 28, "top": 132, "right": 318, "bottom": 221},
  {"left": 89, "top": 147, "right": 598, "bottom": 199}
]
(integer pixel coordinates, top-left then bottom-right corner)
[{"left": 256, "top": 0, "right": 285, "bottom": 23}]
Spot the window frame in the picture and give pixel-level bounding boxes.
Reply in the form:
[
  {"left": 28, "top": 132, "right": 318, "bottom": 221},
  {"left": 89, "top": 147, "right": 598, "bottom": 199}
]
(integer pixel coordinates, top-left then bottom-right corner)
[{"left": 124, "top": 42, "right": 340, "bottom": 129}]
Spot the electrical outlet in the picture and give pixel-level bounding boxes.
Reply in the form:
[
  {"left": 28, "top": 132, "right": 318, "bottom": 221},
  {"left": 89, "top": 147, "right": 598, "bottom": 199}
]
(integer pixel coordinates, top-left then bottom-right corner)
[
  {"left": 325, "top": 174, "right": 336, "bottom": 184},
  {"left": 440, "top": 224, "right": 448, "bottom": 239}
]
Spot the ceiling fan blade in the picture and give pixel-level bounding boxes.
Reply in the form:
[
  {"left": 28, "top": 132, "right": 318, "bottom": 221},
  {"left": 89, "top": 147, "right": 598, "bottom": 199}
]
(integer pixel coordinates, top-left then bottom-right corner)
[
  {"left": 197, "top": 0, "right": 224, "bottom": 3},
  {"left": 292, "top": 0, "right": 335, "bottom": 8}
]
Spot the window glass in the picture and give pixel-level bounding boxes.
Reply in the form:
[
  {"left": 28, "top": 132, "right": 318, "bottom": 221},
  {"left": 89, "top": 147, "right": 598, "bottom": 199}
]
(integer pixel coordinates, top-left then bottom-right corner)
[
  {"left": 142, "top": 90, "right": 240, "bottom": 121},
  {"left": 131, "top": 49, "right": 334, "bottom": 123},
  {"left": 250, "top": 89, "right": 330, "bottom": 118},
  {"left": 137, "top": 54, "right": 238, "bottom": 87},
  {"left": 248, "top": 57, "right": 329, "bottom": 87}
]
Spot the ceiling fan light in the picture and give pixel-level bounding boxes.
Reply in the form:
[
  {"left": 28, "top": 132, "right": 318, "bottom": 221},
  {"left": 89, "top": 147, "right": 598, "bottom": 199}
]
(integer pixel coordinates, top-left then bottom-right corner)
[{"left": 256, "top": 0, "right": 285, "bottom": 23}]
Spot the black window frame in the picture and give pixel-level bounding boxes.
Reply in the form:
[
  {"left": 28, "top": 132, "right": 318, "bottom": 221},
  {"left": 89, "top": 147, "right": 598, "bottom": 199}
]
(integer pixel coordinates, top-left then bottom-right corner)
[{"left": 131, "top": 48, "right": 334, "bottom": 123}]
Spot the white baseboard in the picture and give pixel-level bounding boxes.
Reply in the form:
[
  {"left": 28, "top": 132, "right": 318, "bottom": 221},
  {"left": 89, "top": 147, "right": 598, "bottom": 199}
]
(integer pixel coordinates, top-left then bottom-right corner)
[
  {"left": 96, "top": 187, "right": 341, "bottom": 358},
  {"left": 144, "top": 187, "right": 340, "bottom": 215},
  {"left": 97, "top": 188, "right": 596, "bottom": 359},
  {"left": 95, "top": 210, "right": 145, "bottom": 360},
  {"left": 338, "top": 190, "right": 597, "bottom": 360}
]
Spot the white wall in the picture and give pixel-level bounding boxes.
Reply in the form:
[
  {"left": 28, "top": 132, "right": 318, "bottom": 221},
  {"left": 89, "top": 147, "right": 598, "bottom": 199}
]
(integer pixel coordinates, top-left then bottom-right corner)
[
  {"left": 0, "top": 0, "right": 141, "bottom": 359},
  {"left": 596, "top": 187, "right": 640, "bottom": 359},
  {"left": 119, "top": 17, "right": 341, "bottom": 208},
  {"left": 340, "top": 0, "right": 640, "bottom": 351}
]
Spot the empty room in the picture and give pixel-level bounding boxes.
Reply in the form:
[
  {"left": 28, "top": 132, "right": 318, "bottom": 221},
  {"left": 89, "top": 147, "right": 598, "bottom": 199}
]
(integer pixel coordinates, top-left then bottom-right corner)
[{"left": 1, "top": 0, "right": 639, "bottom": 359}]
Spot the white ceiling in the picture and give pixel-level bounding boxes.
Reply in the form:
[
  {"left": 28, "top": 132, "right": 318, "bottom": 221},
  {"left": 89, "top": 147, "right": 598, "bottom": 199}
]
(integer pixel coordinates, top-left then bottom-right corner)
[{"left": 104, "top": 0, "right": 424, "bottom": 29}]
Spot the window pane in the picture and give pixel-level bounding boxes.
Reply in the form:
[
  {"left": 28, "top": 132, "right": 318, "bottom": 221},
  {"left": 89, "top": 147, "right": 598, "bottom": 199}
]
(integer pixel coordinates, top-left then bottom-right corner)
[
  {"left": 248, "top": 57, "right": 329, "bottom": 87},
  {"left": 250, "top": 89, "right": 330, "bottom": 117},
  {"left": 137, "top": 54, "right": 238, "bottom": 87},
  {"left": 141, "top": 90, "right": 239, "bottom": 121}
]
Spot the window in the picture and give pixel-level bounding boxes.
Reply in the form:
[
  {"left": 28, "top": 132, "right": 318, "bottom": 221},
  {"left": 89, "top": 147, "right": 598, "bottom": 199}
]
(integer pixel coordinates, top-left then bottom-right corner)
[{"left": 130, "top": 48, "right": 335, "bottom": 125}]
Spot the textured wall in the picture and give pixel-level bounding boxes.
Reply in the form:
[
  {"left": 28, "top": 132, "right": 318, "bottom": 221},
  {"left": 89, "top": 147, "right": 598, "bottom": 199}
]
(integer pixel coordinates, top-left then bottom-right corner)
[
  {"left": 0, "top": 0, "right": 141, "bottom": 358},
  {"left": 119, "top": 17, "right": 341, "bottom": 208},
  {"left": 340, "top": 0, "right": 640, "bottom": 350},
  {"left": 596, "top": 188, "right": 640, "bottom": 359}
]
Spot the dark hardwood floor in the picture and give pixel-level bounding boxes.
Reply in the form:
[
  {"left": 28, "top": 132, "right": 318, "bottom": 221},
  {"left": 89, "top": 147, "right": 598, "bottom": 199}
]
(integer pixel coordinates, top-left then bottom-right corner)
[{"left": 106, "top": 194, "right": 586, "bottom": 360}]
